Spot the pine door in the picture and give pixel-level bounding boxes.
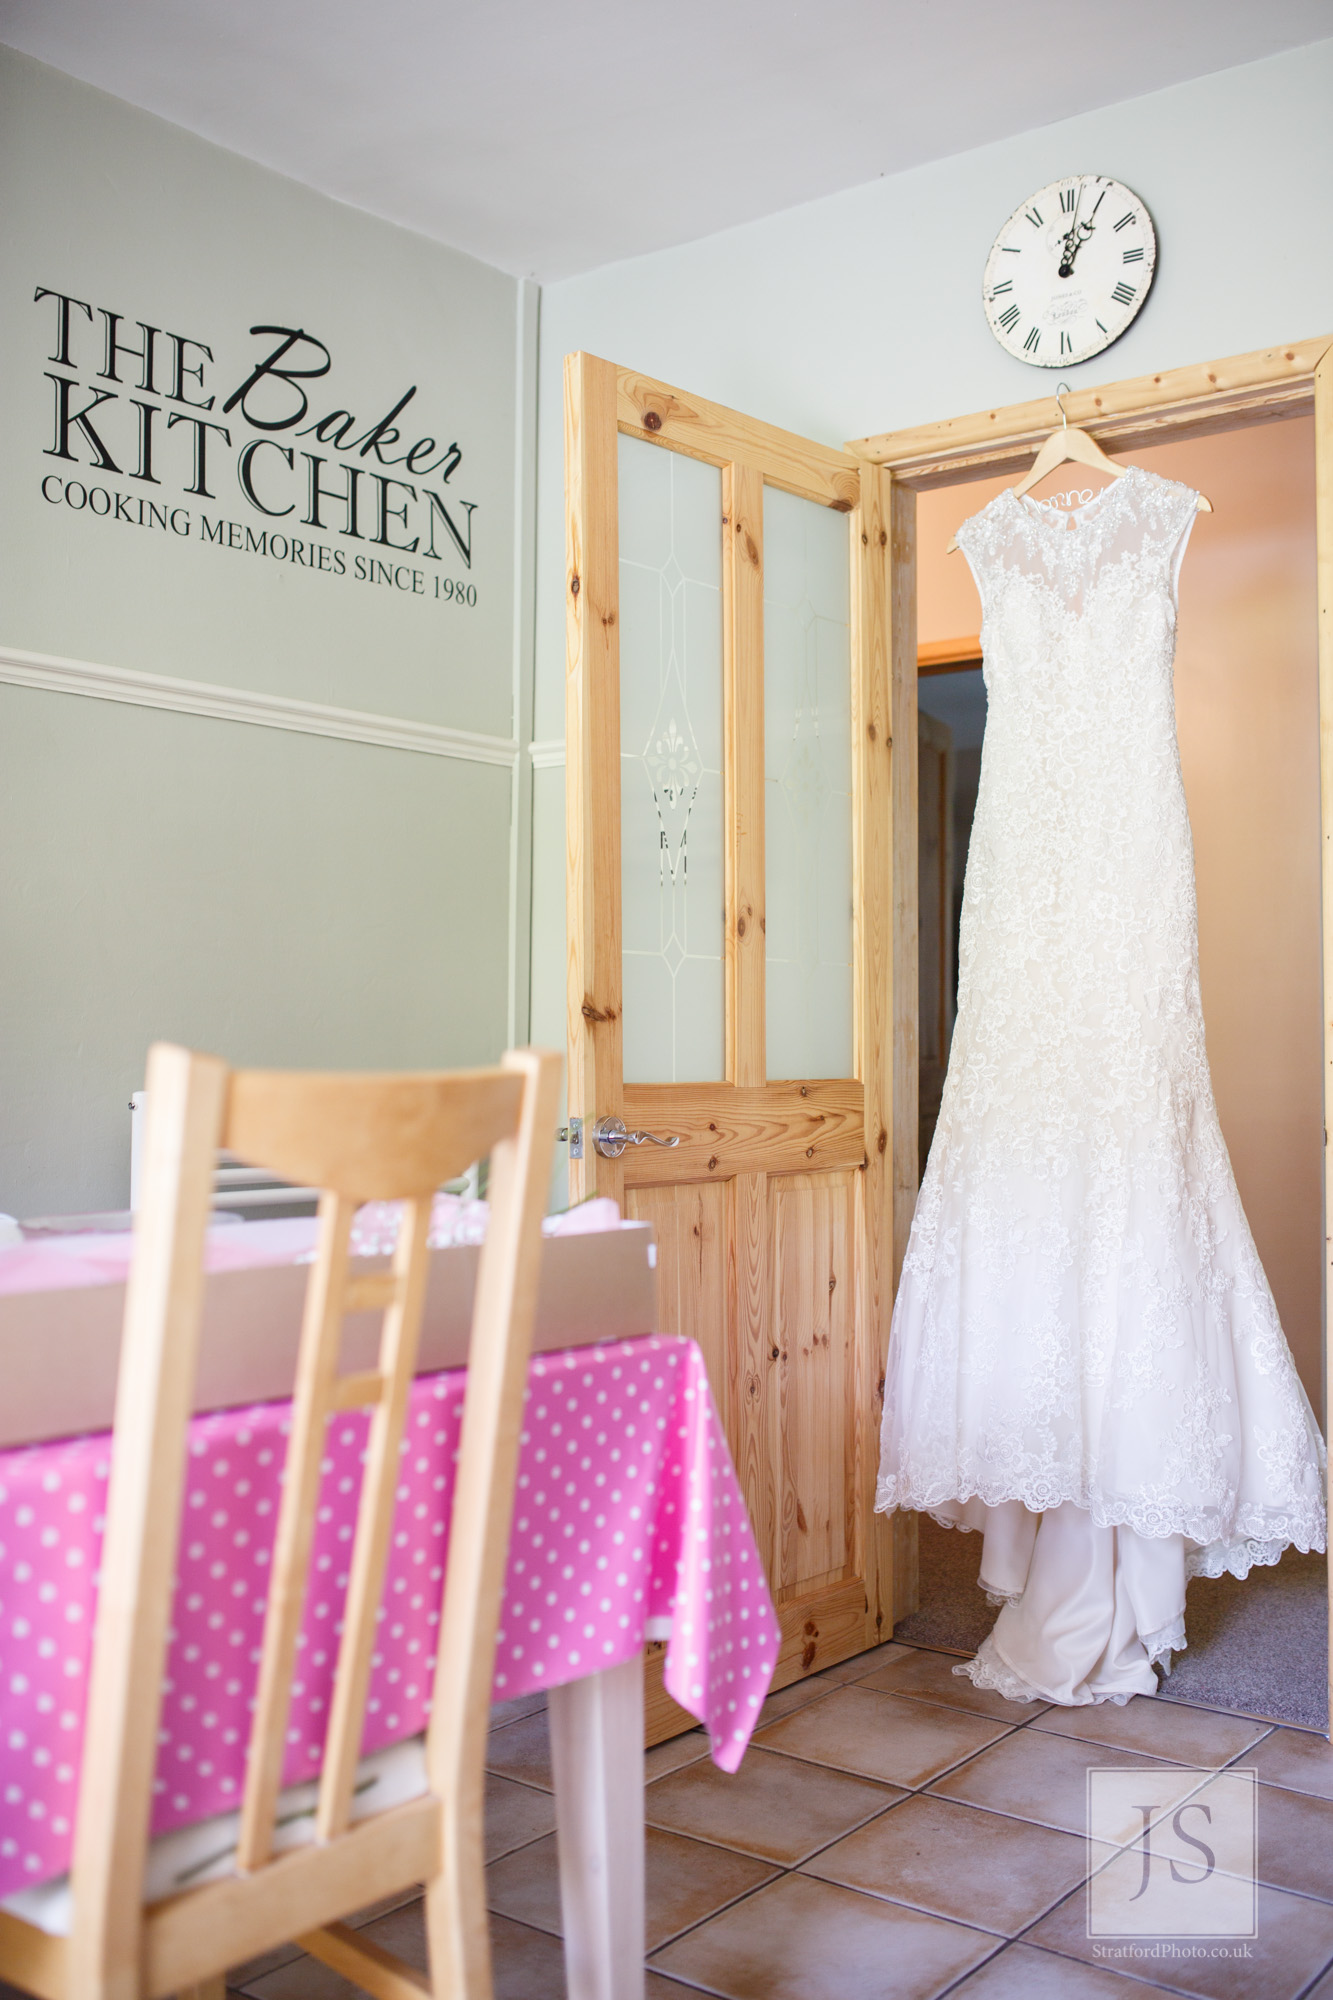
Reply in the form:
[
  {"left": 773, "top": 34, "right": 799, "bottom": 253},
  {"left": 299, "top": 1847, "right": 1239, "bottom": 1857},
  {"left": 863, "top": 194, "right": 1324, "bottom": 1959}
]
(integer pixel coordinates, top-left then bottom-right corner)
[{"left": 564, "top": 354, "right": 909, "bottom": 1734}]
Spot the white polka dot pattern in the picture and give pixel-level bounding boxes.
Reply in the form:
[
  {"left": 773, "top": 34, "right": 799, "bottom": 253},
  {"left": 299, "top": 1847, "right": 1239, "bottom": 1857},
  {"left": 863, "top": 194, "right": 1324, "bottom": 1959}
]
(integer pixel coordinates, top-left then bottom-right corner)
[{"left": 0, "top": 1334, "right": 777, "bottom": 1897}]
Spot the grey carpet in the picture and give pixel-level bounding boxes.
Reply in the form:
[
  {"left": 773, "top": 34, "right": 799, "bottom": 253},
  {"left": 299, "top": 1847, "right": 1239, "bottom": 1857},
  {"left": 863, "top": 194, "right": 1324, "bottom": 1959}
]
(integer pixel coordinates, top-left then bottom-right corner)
[{"left": 894, "top": 1514, "right": 1328, "bottom": 1731}]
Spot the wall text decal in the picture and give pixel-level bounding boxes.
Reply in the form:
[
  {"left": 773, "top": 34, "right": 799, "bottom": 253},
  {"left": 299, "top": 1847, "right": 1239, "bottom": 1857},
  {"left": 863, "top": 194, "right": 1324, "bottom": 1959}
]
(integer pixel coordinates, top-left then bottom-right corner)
[{"left": 32, "top": 289, "right": 481, "bottom": 602}]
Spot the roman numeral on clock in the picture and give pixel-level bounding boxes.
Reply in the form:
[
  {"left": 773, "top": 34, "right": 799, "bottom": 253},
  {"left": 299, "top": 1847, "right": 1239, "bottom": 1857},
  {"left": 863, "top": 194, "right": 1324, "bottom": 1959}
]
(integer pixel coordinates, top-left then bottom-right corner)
[
  {"left": 1060, "top": 332, "right": 1073, "bottom": 355},
  {"left": 990, "top": 279, "right": 1013, "bottom": 296},
  {"left": 1026, "top": 206, "right": 1043, "bottom": 227},
  {"left": 1060, "top": 186, "right": 1077, "bottom": 213},
  {"left": 997, "top": 304, "right": 1021, "bottom": 331},
  {"left": 1122, "top": 246, "right": 1144, "bottom": 263},
  {"left": 1112, "top": 281, "right": 1136, "bottom": 306},
  {"left": 1113, "top": 211, "right": 1137, "bottom": 232},
  {"left": 1023, "top": 326, "right": 1041, "bottom": 353}
]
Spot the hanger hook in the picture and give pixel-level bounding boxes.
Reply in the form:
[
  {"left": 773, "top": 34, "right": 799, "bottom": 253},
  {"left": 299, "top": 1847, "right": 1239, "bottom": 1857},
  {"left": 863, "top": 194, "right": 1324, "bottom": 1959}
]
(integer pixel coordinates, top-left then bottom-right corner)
[{"left": 1054, "top": 381, "right": 1072, "bottom": 430}]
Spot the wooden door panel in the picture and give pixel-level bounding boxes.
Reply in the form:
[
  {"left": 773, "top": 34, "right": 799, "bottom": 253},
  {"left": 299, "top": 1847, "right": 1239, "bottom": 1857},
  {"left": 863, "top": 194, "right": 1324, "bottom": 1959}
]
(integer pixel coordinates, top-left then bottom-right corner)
[
  {"left": 626, "top": 1181, "right": 729, "bottom": 1427},
  {"left": 772, "top": 1170, "right": 857, "bottom": 1595}
]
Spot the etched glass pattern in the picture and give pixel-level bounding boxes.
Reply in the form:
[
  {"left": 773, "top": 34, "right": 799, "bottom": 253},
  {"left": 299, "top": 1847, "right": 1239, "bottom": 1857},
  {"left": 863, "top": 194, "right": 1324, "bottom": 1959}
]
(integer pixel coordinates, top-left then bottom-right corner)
[
  {"left": 763, "top": 486, "right": 854, "bottom": 1079},
  {"left": 618, "top": 435, "right": 724, "bottom": 1083}
]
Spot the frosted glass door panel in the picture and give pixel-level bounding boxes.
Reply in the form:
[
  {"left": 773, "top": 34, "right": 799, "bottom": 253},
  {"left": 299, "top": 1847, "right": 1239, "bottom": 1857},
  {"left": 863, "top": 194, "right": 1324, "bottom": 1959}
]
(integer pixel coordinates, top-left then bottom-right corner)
[
  {"left": 619, "top": 435, "right": 725, "bottom": 1083},
  {"left": 764, "top": 486, "right": 853, "bottom": 1079}
]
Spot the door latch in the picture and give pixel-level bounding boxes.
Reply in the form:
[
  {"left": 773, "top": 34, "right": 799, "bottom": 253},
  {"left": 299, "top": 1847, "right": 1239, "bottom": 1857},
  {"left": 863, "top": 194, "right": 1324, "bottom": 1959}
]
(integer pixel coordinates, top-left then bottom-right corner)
[{"left": 557, "top": 1117, "right": 584, "bottom": 1160}]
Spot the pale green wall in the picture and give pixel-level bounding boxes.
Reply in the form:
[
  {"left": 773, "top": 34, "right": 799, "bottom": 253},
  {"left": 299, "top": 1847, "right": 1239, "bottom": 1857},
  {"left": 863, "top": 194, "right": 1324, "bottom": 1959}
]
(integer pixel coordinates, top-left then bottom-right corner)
[
  {"left": 0, "top": 693, "right": 511, "bottom": 1211},
  {"left": 0, "top": 49, "right": 535, "bottom": 1213}
]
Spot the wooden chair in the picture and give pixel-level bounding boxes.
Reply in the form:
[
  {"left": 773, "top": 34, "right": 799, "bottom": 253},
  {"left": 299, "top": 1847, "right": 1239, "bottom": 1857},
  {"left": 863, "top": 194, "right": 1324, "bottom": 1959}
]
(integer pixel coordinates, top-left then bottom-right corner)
[{"left": 0, "top": 1039, "right": 562, "bottom": 2000}]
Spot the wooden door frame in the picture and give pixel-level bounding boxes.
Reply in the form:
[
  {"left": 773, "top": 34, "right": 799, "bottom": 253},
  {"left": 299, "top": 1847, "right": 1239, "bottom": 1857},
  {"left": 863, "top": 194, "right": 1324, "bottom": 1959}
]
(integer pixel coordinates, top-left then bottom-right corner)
[
  {"left": 845, "top": 332, "right": 1333, "bottom": 1725},
  {"left": 564, "top": 353, "right": 912, "bottom": 1702}
]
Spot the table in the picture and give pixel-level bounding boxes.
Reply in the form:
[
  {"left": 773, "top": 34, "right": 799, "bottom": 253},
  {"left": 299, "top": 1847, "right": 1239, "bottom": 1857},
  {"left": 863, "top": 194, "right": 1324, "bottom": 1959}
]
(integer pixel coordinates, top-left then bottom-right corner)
[{"left": 0, "top": 1330, "right": 779, "bottom": 1997}]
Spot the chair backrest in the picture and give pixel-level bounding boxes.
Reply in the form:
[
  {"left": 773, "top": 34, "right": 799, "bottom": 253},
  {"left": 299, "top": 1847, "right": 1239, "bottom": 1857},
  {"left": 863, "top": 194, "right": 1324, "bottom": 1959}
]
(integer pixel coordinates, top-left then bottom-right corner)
[{"left": 66, "top": 1041, "right": 561, "bottom": 1998}]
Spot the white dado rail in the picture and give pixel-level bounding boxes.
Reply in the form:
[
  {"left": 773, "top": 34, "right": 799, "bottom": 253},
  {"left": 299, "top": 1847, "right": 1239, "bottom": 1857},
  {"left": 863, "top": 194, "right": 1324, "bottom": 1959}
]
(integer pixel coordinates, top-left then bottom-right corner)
[
  {"left": 528, "top": 739, "right": 566, "bottom": 768},
  {"left": 0, "top": 645, "right": 520, "bottom": 767}
]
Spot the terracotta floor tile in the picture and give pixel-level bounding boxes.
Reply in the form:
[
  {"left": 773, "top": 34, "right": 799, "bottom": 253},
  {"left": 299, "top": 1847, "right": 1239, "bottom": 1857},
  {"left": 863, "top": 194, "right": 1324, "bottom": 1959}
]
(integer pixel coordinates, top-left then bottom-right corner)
[
  {"left": 234, "top": 1897, "right": 430, "bottom": 1998},
  {"left": 1031, "top": 1696, "right": 1270, "bottom": 1767},
  {"left": 1250, "top": 1726, "right": 1333, "bottom": 1801},
  {"left": 646, "top": 1728, "right": 712, "bottom": 1780},
  {"left": 485, "top": 1706, "right": 553, "bottom": 1790},
  {"left": 229, "top": 1942, "right": 306, "bottom": 1990},
  {"left": 1208, "top": 1772, "right": 1333, "bottom": 1902},
  {"left": 485, "top": 1769, "right": 558, "bottom": 1861},
  {"left": 1155, "top": 1688, "right": 1296, "bottom": 1733},
  {"left": 645, "top": 1743, "right": 902, "bottom": 1865},
  {"left": 239, "top": 1911, "right": 430, "bottom": 2000},
  {"left": 755, "top": 1677, "right": 841, "bottom": 1727},
  {"left": 642, "top": 1827, "right": 780, "bottom": 1948},
  {"left": 1025, "top": 1880, "right": 1333, "bottom": 1999},
  {"left": 649, "top": 1870, "right": 997, "bottom": 1999},
  {"left": 802, "top": 1792, "right": 1104, "bottom": 1936},
  {"left": 755, "top": 1683, "right": 1012, "bottom": 1789},
  {"left": 236, "top": 1961, "right": 350, "bottom": 2000},
  {"left": 950, "top": 1940, "right": 1185, "bottom": 1996},
  {"left": 347, "top": 1899, "right": 430, "bottom": 1971},
  {"left": 490, "top": 1691, "right": 547, "bottom": 1730},
  {"left": 241, "top": 1905, "right": 571, "bottom": 2000},
  {"left": 928, "top": 1729, "right": 1203, "bottom": 1839},
  {"left": 815, "top": 1641, "right": 915, "bottom": 1683},
  {"left": 487, "top": 1823, "right": 779, "bottom": 1949},
  {"left": 858, "top": 1647, "right": 1050, "bottom": 1723},
  {"left": 487, "top": 1912, "right": 570, "bottom": 1999},
  {"left": 1300, "top": 1958, "right": 1333, "bottom": 1999}
]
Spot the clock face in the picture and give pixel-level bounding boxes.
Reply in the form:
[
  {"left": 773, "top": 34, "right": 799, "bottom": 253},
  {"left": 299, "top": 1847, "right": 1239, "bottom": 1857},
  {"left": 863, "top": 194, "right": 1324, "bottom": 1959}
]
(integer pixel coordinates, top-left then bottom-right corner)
[{"left": 983, "top": 176, "right": 1156, "bottom": 367}]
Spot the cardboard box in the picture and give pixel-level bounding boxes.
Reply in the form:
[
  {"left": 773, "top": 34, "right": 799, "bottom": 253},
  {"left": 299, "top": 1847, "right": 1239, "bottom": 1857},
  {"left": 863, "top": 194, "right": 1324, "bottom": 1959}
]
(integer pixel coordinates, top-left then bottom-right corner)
[{"left": 0, "top": 1223, "right": 658, "bottom": 1449}]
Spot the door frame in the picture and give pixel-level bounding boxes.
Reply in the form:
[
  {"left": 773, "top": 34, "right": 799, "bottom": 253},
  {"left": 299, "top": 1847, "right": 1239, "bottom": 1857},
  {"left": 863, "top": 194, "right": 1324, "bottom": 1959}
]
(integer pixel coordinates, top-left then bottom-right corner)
[{"left": 844, "top": 332, "right": 1333, "bottom": 1727}]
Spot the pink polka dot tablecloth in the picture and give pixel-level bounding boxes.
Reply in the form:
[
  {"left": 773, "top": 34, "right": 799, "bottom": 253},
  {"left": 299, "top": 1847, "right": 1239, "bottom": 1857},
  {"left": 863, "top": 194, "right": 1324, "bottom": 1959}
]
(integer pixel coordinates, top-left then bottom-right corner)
[{"left": 0, "top": 1333, "right": 779, "bottom": 1898}]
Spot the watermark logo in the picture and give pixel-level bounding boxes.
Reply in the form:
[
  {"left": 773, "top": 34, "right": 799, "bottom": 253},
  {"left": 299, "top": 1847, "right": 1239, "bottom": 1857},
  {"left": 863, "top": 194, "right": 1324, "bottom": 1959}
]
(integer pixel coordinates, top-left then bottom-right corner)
[{"left": 1087, "top": 1767, "right": 1257, "bottom": 1941}]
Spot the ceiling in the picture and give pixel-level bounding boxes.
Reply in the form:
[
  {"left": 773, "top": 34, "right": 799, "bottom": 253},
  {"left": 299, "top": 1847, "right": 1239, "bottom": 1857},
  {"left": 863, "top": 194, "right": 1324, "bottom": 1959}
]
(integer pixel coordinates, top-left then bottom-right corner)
[{"left": 2, "top": 1, "right": 1330, "bottom": 281}]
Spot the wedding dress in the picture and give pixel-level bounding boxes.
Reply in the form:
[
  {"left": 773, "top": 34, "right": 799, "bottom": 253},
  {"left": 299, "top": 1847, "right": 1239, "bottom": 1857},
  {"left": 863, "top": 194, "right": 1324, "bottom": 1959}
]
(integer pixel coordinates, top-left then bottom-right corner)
[{"left": 876, "top": 465, "right": 1327, "bottom": 1705}]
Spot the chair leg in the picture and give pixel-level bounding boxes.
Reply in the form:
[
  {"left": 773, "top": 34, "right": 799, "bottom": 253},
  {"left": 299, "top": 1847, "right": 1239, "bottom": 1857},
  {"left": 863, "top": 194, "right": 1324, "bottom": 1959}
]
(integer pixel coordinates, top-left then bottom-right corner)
[{"left": 422, "top": 1811, "right": 493, "bottom": 2000}]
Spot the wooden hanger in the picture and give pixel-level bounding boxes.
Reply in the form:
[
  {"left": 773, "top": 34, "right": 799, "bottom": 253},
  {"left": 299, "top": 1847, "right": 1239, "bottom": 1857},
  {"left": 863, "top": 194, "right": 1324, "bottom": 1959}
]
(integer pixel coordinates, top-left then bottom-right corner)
[{"left": 947, "top": 385, "right": 1212, "bottom": 552}]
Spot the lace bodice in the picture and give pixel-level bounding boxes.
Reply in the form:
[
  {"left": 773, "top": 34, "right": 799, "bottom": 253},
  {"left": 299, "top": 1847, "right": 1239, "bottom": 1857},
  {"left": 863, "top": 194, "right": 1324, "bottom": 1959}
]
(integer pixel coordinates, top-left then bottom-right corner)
[{"left": 877, "top": 467, "right": 1326, "bottom": 1577}]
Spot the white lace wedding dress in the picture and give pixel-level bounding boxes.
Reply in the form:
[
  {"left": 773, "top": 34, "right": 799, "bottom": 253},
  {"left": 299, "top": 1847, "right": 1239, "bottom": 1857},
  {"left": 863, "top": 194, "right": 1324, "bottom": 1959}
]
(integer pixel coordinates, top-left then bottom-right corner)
[{"left": 877, "top": 465, "right": 1327, "bottom": 1705}]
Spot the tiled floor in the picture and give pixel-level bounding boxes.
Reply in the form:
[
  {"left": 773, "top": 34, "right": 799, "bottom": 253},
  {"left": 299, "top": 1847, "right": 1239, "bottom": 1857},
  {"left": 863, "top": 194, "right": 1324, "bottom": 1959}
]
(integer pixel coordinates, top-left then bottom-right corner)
[{"left": 216, "top": 1640, "right": 1333, "bottom": 1999}]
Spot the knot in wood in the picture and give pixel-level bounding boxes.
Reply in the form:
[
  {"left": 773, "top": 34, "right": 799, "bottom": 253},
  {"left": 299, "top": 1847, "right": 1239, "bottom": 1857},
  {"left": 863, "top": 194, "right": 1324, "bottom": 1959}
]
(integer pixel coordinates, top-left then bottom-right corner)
[
  {"left": 642, "top": 409, "right": 662, "bottom": 432},
  {"left": 570, "top": 575, "right": 580, "bottom": 596}
]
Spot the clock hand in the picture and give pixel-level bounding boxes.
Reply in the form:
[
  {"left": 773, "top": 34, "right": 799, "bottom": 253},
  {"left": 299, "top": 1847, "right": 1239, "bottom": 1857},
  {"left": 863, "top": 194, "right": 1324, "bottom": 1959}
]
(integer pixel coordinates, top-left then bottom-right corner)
[{"left": 1058, "top": 216, "right": 1096, "bottom": 277}]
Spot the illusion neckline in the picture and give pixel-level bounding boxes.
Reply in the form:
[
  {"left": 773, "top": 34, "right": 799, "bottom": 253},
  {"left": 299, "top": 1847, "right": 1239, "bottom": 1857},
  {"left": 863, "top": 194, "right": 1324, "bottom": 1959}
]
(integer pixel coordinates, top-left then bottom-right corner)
[{"left": 1008, "top": 463, "right": 1145, "bottom": 530}]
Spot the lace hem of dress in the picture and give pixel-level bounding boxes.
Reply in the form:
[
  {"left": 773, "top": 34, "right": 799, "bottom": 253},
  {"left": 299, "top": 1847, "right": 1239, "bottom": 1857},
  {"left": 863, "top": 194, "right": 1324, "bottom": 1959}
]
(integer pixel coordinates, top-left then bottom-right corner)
[
  {"left": 1185, "top": 1537, "right": 1292, "bottom": 1583},
  {"left": 1141, "top": 1616, "right": 1186, "bottom": 1670},
  {"left": 953, "top": 1638, "right": 1057, "bottom": 1706},
  {"left": 957, "top": 1631, "right": 1181, "bottom": 1707},
  {"left": 879, "top": 1475, "right": 1326, "bottom": 1572}
]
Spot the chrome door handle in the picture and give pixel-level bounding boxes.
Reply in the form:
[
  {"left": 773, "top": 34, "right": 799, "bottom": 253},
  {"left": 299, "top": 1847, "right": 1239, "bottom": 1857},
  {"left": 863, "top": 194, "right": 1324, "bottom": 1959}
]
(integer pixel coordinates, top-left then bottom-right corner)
[{"left": 593, "top": 1117, "right": 682, "bottom": 1160}]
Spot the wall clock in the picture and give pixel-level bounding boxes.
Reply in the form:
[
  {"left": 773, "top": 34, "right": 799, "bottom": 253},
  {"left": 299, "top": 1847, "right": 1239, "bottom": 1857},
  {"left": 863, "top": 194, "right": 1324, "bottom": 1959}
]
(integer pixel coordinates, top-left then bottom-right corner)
[{"left": 983, "top": 176, "right": 1156, "bottom": 367}]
